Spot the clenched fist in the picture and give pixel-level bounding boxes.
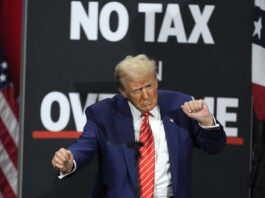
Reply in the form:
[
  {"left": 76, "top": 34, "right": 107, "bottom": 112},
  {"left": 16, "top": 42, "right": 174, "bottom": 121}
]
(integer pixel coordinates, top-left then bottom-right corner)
[
  {"left": 52, "top": 148, "right": 74, "bottom": 173},
  {"left": 181, "top": 99, "right": 214, "bottom": 126}
]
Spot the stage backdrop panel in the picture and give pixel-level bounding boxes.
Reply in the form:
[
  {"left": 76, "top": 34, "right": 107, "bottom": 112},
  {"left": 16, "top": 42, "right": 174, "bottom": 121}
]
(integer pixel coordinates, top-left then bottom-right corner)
[{"left": 19, "top": 0, "right": 253, "bottom": 197}]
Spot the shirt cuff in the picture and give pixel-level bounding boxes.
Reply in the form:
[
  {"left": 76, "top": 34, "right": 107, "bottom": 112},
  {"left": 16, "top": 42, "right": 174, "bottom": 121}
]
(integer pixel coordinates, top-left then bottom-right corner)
[
  {"left": 58, "top": 160, "right": 76, "bottom": 179},
  {"left": 198, "top": 116, "right": 220, "bottom": 129}
]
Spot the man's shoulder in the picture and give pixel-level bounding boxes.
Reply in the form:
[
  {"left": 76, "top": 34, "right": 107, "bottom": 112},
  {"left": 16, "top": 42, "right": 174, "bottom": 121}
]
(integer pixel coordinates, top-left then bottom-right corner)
[
  {"left": 157, "top": 90, "right": 192, "bottom": 111},
  {"left": 90, "top": 94, "right": 121, "bottom": 107},
  {"left": 85, "top": 93, "right": 123, "bottom": 113},
  {"left": 158, "top": 89, "right": 191, "bottom": 100}
]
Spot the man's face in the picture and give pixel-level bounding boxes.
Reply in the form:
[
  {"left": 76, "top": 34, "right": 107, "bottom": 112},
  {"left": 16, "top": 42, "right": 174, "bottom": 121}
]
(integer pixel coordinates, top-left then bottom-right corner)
[{"left": 119, "top": 75, "right": 158, "bottom": 113}]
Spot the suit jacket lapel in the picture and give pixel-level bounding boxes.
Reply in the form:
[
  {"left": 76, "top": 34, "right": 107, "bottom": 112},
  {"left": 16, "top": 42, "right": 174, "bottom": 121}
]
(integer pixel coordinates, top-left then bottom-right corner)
[
  {"left": 158, "top": 92, "right": 180, "bottom": 195},
  {"left": 115, "top": 95, "right": 138, "bottom": 188}
]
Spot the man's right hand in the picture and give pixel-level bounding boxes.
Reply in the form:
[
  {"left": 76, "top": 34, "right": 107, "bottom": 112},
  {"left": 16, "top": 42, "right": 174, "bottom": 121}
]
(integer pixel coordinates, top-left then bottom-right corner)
[{"left": 52, "top": 148, "right": 74, "bottom": 173}]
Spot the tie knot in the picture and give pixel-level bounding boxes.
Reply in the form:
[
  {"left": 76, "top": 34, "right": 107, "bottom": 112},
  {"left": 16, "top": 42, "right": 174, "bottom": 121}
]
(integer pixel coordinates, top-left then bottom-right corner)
[{"left": 141, "top": 112, "right": 150, "bottom": 118}]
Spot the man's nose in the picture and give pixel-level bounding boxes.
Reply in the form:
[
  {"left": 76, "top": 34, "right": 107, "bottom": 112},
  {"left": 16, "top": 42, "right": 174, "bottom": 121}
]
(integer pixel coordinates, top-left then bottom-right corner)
[{"left": 141, "top": 88, "right": 149, "bottom": 99}]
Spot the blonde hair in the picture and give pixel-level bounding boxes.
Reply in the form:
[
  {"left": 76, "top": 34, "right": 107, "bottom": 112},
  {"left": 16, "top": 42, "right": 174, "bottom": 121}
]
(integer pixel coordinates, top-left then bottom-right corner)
[{"left": 114, "top": 54, "right": 157, "bottom": 89}]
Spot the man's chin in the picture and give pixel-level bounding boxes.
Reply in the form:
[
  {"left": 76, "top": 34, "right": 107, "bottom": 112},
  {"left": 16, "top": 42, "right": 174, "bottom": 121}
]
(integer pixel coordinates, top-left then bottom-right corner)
[{"left": 140, "top": 104, "right": 155, "bottom": 112}]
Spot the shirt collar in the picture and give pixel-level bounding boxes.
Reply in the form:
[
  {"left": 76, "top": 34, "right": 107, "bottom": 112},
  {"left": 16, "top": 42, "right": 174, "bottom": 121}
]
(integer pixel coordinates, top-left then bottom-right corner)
[{"left": 128, "top": 101, "right": 160, "bottom": 120}]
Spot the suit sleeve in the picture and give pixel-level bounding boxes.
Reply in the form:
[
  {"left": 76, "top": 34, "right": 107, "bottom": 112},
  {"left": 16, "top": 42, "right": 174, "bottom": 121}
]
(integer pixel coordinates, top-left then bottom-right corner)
[
  {"left": 192, "top": 119, "right": 226, "bottom": 154},
  {"left": 176, "top": 93, "right": 226, "bottom": 154},
  {"left": 68, "top": 107, "right": 103, "bottom": 171}
]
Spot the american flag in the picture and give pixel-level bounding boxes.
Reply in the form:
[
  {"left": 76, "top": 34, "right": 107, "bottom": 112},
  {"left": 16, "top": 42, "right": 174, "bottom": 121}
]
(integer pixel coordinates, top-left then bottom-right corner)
[
  {"left": 0, "top": 44, "right": 19, "bottom": 197},
  {"left": 252, "top": 0, "right": 265, "bottom": 122}
]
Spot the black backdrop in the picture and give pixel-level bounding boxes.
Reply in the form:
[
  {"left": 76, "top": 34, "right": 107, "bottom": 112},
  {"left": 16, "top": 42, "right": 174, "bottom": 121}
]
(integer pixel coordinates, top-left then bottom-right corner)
[{"left": 19, "top": 0, "right": 253, "bottom": 197}]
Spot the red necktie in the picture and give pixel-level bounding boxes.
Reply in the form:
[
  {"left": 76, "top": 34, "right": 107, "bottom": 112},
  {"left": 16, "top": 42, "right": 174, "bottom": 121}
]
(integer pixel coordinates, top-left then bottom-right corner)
[{"left": 138, "top": 112, "right": 155, "bottom": 198}]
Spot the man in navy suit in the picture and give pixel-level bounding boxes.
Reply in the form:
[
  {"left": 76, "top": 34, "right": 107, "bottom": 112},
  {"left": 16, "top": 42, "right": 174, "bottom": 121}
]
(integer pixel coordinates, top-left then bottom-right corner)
[{"left": 52, "top": 54, "right": 226, "bottom": 198}]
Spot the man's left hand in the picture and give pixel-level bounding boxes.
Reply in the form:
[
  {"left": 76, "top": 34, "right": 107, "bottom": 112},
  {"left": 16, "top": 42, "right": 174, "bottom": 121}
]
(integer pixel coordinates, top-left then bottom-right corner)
[{"left": 181, "top": 99, "right": 214, "bottom": 126}]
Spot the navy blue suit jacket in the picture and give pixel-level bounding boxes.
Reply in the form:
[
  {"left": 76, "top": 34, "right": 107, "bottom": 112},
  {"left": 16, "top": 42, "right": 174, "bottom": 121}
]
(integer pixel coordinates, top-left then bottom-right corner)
[{"left": 68, "top": 90, "right": 226, "bottom": 198}]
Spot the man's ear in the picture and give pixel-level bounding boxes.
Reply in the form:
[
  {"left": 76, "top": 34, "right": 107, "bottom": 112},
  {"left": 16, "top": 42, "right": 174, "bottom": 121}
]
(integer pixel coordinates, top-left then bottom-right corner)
[{"left": 118, "top": 88, "right": 128, "bottom": 99}]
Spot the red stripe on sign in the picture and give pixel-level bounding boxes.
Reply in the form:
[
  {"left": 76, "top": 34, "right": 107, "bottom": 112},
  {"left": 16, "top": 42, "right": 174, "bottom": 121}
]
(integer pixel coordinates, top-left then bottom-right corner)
[
  {"left": 32, "top": 131, "right": 82, "bottom": 139},
  {"left": 0, "top": 119, "right": 17, "bottom": 168},
  {"left": 1, "top": 86, "right": 19, "bottom": 120},
  {"left": 32, "top": 131, "right": 244, "bottom": 145},
  {"left": 226, "top": 137, "right": 244, "bottom": 145},
  {"left": 0, "top": 168, "right": 16, "bottom": 198}
]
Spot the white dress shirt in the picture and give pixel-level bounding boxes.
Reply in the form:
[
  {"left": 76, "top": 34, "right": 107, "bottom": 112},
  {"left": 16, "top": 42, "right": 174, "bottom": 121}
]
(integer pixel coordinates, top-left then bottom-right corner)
[{"left": 128, "top": 102, "right": 173, "bottom": 197}]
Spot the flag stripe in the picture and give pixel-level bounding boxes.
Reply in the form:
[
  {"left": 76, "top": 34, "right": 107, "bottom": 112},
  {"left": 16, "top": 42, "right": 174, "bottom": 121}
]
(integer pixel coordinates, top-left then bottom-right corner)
[
  {"left": 0, "top": 168, "right": 16, "bottom": 198},
  {"left": 0, "top": 119, "right": 17, "bottom": 168},
  {"left": 0, "top": 141, "right": 17, "bottom": 195},
  {"left": 0, "top": 44, "right": 19, "bottom": 197},
  {"left": 256, "top": 0, "right": 265, "bottom": 11},
  {"left": 1, "top": 86, "right": 19, "bottom": 120},
  {"left": 252, "top": 1, "right": 265, "bottom": 122},
  {"left": 252, "top": 43, "right": 265, "bottom": 86},
  {"left": 252, "top": 83, "right": 265, "bottom": 121},
  {"left": 0, "top": 92, "right": 19, "bottom": 145}
]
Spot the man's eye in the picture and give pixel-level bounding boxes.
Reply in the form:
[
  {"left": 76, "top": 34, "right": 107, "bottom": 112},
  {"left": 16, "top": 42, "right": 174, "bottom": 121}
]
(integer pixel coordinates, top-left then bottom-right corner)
[
  {"left": 145, "top": 84, "right": 152, "bottom": 89},
  {"left": 131, "top": 89, "right": 141, "bottom": 94}
]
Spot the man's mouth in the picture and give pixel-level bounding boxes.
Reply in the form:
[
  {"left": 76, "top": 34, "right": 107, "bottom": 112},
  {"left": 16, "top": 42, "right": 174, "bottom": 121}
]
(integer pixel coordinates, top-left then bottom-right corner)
[{"left": 141, "top": 102, "right": 152, "bottom": 107}]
